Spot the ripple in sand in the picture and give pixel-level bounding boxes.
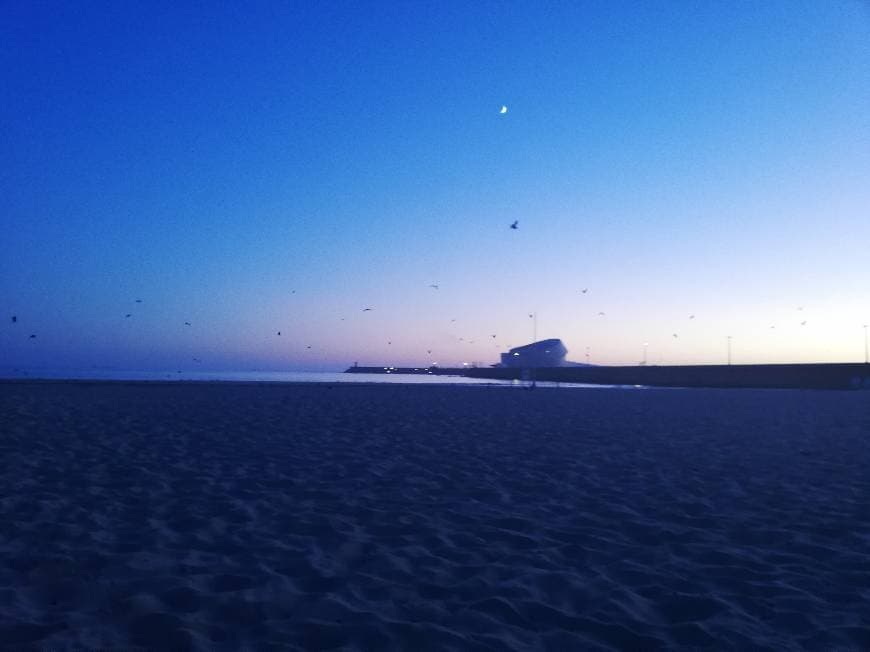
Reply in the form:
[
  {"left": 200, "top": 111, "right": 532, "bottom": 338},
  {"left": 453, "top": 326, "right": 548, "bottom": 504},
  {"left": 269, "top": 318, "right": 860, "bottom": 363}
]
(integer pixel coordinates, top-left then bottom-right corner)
[
  {"left": 0, "top": 621, "right": 68, "bottom": 646},
  {"left": 128, "top": 612, "right": 194, "bottom": 648},
  {"left": 159, "top": 585, "right": 203, "bottom": 613},
  {"left": 208, "top": 573, "right": 257, "bottom": 593}
]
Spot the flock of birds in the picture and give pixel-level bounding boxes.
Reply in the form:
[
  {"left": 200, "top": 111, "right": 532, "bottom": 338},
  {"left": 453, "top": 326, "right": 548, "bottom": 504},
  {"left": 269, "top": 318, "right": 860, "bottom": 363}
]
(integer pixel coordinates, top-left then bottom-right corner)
[
  {"left": 5, "top": 106, "right": 831, "bottom": 366},
  {"left": 8, "top": 265, "right": 815, "bottom": 366},
  {"left": 6, "top": 210, "right": 820, "bottom": 367}
]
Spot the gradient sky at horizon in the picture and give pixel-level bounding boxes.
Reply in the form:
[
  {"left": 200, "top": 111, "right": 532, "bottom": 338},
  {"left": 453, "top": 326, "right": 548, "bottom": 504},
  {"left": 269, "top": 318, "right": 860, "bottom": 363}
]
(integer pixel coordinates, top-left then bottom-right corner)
[{"left": 2, "top": 1, "right": 869, "bottom": 371}]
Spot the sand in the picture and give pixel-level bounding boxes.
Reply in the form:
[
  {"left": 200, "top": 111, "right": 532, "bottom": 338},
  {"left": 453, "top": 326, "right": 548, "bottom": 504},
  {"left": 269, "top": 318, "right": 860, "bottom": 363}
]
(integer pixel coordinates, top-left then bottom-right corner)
[{"left": 1, "top": 380, "right": 869, "bottom": 651}]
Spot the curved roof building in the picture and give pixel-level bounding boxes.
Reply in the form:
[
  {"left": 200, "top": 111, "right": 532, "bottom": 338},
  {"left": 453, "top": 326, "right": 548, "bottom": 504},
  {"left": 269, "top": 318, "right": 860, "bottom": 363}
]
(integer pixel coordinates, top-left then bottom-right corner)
[{"left": 500, "top": 338, "right": 568, "bottom": 368}]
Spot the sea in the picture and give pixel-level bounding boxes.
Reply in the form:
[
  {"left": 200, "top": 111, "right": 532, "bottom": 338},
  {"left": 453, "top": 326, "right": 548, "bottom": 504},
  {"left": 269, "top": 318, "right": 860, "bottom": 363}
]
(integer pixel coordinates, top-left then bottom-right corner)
[{"left": 0, "top": 368, "right": 622, "bottom": 388}]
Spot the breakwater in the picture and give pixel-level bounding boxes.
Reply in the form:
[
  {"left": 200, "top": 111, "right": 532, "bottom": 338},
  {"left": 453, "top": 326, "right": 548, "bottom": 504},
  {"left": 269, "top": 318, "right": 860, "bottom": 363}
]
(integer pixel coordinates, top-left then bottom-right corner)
[
  {"left": 345, "top": 366, "right": 466, "bottom": 376},
  {"left": 463, "top": 363, "right": 870, "bottom": 390},
  {"left": 345, "top": 362, "right": 870, "bottom": 389}
]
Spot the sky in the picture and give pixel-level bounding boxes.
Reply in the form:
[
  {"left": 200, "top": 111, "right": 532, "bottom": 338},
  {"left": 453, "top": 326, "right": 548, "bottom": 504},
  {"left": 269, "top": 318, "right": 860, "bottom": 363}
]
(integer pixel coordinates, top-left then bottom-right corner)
[{"left": 2, "top": 1, "right": 869, "bottom": 371}]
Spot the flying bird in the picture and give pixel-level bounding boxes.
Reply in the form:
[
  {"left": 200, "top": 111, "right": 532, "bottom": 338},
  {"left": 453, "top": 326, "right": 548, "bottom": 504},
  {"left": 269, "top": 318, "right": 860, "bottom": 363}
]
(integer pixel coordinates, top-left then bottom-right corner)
[
  {"left": 11, "top": 315, "right": 16, "bottom": 323},
  {"left": 672, "top": 333, "right": 679, "bottom": 338},
  {"left": 450, "top": 319, "right": 456, "bottom": 322},
  {"left": 510, "top": 220, "right": 518, "bottom": 230},
  {"left": 193, "top": 358, "right": 201, "bottom": 363},
  {"left": 125, "top": 314, "right": 132, "bottom": 318},
  {"left": 491, "top": 334, "right": 496, "bottom": 338},
  {"left": 135, "top": 299, "right": 142, "bottom": 303},
  {"left": 429, "top": 284, "right": 439, "bottom": 290},
  {"left": 689, "top": 315, "right": 695, "bottom": 320},
  {"left": 29, "top": 334, "right": 36, "bottom": 339},
  {"left": 797, "top": 306, "right": 803, "bottom": 311},
  {"left": 306, "top": 345, "right": 312, "bottom": 349},
  {"left": 581, "top": 289, "right": 588, "bottom": 294},
  {"left": 427, "top": 350, "right": 432, "bottom": 355},
  {"left": 184, "top": 322, "right": 191, "bottom": 326},
  {"left": 598, "top": 312, "right": 606, "bottom": 316},
  {"left": 500, "top": 105, "right": 508, "bottom": 114},
  {"left": 277, "top": 331, "right": 281, "bottom": 336},
  {"left": 362, "top": 308, "right": 372, "bottom": 312},
  {"left": 801, "top": 321, "right": 807, "bottom": 326}
]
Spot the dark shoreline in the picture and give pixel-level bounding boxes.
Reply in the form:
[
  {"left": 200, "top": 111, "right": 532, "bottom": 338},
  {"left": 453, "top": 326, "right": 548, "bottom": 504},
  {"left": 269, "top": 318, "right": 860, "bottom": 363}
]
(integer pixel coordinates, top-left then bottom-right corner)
[{"left": 348, "top": 362, "right": 870, "bottom": 390}]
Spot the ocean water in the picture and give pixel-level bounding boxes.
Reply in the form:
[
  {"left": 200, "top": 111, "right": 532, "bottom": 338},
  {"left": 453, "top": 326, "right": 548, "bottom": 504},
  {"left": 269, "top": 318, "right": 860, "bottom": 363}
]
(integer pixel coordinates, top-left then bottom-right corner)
[{"left": 0, "top": 367, "right": 622, "bottom": 388}]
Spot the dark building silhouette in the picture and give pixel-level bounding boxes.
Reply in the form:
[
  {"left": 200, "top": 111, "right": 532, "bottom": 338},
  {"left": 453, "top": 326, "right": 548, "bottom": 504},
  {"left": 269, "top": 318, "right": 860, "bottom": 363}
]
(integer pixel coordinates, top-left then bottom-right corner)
[{"left": 499, "top": 339, "right": 569, "bottom": 368}]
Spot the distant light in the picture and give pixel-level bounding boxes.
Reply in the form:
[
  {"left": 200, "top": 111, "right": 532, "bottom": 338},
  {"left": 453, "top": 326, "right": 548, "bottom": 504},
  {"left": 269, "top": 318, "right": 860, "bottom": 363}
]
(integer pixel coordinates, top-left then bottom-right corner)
[{"left": 500, "top": 105, "right": 508, "bottom": 114}]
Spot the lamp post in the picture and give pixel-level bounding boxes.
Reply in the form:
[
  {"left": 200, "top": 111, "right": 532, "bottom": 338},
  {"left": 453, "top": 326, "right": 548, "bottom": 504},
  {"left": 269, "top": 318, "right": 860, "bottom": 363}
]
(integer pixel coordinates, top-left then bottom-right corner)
[
  {"left": 526, "top": 312, "right": 538, "bottom": 389},
  {"left": 726, "top": 335, "right": 732, "bottom": 366}
]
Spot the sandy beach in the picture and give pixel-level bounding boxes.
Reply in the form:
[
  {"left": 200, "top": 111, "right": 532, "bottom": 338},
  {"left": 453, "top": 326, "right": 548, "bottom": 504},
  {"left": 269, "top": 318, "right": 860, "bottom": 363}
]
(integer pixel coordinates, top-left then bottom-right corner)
[{"left": 1, "top": 380, "right": 868, "bottom": 650}]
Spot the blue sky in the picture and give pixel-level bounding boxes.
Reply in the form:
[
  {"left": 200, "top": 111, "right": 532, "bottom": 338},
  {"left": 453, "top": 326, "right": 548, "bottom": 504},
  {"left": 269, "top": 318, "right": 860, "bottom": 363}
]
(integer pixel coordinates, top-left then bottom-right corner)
[{"left": 2, "top": 1, "right": 869, "bottom": 371}]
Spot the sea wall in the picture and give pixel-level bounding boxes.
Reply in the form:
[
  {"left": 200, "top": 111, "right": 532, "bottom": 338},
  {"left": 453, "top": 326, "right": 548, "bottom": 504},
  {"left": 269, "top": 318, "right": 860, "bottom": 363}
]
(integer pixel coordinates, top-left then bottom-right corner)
[{"left": 464, "top": 363, "right": 870, "bottom": 390}]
